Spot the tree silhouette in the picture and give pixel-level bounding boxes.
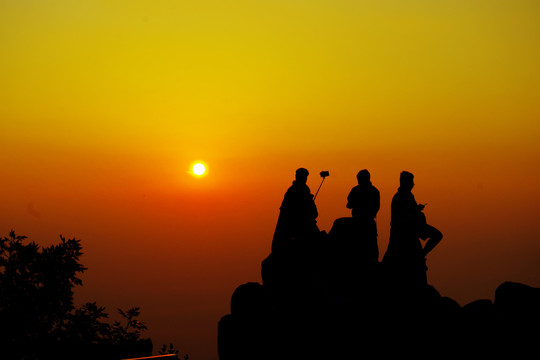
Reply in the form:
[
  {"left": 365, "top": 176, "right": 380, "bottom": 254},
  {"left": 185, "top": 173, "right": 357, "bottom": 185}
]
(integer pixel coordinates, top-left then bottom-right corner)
[{"left": 0, "top": 231, "right": 161, "bottom": 360}]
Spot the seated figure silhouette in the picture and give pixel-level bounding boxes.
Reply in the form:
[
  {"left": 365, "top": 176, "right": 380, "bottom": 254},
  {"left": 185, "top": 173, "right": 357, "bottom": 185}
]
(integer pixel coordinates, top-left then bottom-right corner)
[
  {"left": 346, "top": 169, "right": 380, "bottom": 239},
  {"left": 325, "top": 170, "right": 380, "bottom": 296},
  {"left": 382, "top": 171, "right": 442, "bottom": 289},
  {"left": 271, "top": 168, "right": 319, "bottom": 254}
]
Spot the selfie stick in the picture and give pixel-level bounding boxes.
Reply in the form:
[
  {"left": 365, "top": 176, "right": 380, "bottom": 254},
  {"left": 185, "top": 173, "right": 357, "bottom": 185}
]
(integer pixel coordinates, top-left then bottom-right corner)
[{"left": 314, "top": 171, "right": 329, "bottom": 201}]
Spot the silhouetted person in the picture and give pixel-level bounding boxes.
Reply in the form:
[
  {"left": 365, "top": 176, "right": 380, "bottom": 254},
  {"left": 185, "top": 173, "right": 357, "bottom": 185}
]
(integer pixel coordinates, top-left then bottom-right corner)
[
  {"left": 272, "top": 168, "right": 319, "bottom": 254},
  {"left": 346, "top": 169, "right": 380, "bottom": 239},
  {"left": 383, "top": 171, "right": 442, "bottom": 289},
  {"left": 324, "top": 171, "right": 381, "bottom": 297}
]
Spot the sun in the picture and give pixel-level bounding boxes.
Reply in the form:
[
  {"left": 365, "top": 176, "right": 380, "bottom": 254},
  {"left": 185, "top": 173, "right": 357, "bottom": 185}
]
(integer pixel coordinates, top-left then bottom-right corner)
[{"left": 192, "top": 163, "right": 206, "bottom": 176}]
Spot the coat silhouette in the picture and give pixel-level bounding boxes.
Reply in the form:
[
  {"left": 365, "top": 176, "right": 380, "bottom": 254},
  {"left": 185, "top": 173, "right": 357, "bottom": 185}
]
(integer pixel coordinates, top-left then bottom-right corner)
[{"left": 272, "top": 168, "right": 319, "bottom": 254}]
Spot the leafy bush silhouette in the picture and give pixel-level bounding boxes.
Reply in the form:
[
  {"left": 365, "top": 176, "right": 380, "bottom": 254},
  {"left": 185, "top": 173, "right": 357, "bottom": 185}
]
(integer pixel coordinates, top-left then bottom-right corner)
[
  {"left": 159, "top": 343, "right": 188, "bottom": 359},
  {"left": 0, "top": 230, "right": 180, "bottom": 360}
]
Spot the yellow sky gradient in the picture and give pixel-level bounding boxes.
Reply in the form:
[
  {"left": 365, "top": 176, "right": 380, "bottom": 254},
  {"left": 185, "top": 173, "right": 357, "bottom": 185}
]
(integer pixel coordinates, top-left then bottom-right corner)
[{"left": 1, "top": 1, "right": 540, "bottom": 359}]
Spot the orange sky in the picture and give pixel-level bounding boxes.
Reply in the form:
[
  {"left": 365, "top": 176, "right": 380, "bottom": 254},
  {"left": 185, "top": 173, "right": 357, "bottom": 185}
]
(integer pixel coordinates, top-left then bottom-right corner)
[{"left": 1, "top": 1, "right": 540, "bottom": 359}]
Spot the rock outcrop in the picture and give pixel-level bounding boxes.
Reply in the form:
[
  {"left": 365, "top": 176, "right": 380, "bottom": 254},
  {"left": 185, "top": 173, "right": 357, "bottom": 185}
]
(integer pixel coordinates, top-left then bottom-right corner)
[{"left": 218, "top": 219, "right": 539, "bottom": 359}]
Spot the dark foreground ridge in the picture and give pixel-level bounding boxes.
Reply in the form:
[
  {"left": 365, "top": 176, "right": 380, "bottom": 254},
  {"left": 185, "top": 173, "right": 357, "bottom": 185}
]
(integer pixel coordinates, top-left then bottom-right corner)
[{"left": 218, "top": 169, "right": 540, "bottom": 359}]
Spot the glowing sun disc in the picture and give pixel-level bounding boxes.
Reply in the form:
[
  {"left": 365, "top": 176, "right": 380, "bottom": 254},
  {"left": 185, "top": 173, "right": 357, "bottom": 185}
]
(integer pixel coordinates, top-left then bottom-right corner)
[{"left": 193, "top": 163, "right": 206, "bottom": 176}]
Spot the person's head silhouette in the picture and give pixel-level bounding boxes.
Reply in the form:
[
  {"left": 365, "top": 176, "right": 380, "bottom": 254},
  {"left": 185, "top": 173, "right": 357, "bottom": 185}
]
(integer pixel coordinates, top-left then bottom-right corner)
[
  {"left": 400, "top": 171, "right": 415, "bottom": 191},
  {"left": 356, "top": 169, "right": 371, "bottom": 186},
  {"left": 295, "top": 168, "right": 309, "bottom": 185}
]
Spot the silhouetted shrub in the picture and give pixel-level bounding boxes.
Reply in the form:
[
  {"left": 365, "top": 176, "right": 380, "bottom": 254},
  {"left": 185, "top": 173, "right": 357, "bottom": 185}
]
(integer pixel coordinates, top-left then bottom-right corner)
[{"left": 0, "top": 231, "right": 158, "bottom": 359}]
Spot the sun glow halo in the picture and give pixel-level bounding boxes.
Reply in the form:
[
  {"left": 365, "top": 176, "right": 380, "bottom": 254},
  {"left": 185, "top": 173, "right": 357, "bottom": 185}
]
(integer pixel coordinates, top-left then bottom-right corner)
[{"left": 192, "top": 163, "right": 206, "bottom": 176}]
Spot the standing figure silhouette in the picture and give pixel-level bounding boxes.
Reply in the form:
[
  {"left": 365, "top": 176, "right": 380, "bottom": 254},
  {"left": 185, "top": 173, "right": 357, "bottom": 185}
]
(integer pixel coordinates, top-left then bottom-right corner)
[{"left": 383, "top": 171, "right": 442, "bottom": 288}]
